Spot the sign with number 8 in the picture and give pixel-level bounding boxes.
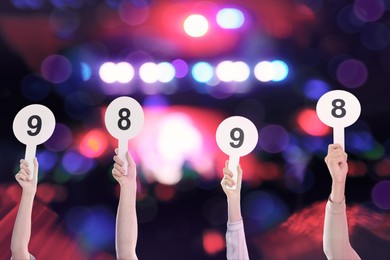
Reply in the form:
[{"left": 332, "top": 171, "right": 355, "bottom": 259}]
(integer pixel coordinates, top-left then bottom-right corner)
[
  {"left": 316, "top": 90, "right": 361, "bottom": 150},
  {"left": 105, "top": 96, "right": 144, "bottom": 175}
]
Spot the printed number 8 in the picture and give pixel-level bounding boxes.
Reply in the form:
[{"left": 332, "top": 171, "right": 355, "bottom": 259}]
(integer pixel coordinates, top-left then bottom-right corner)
[
  {"left": 230, "top": 127, "right": 244, "bottom": 148},
  {"left": 331, "top": 99, "right": 346, "bottom": 118},
  {"left": 27, "top": 115, "right": 42, "bottom": 136},
  {"left": 118, "top": 108, "right": 131, "bottom": 130}
]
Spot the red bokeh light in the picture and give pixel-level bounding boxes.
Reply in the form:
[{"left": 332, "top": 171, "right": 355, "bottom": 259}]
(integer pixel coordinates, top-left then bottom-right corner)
[
  {"left": 203, "top": 230, "right": 225, "bottom": 255},
  {"left": 155, "top": 184, "right": 175, "bottom": 201},
  {"left": 79, "top": 129, "right": 108, "bottom": 158},
  {"left": 296, "top": 108, "right": 330, "bottom": 136}
]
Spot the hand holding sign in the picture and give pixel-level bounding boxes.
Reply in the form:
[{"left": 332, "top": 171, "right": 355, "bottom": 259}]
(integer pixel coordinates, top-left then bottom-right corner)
[
  {"left": 105, "top": 96, "right": 144, "bottom": 175},
  {"left": 13, "top": 105, "right": 56, "bottom": 180},
  {"left": 216, "top": 116, "right": 258, "bottom": 189},
  {"left": 316, "top": 90, "right": 361, "bottom": 150}
]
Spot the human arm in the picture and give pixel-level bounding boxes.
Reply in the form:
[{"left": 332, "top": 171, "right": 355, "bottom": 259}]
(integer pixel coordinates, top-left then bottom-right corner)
[
  {"left": 11, "top": 158, "right": 38, "bottom": 260},
  {"left": 112, "top": 150, "right": 138, "bottom": 260},
  {"left": 221, "top": 160, "right": 249, "bottom": 260},
  {"left": 323, "top": 144, "right": 360, "bottom": 260}
]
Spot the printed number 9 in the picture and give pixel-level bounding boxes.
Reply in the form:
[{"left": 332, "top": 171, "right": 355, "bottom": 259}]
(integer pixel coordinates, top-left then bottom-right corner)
[
  {"left": 27, "top": 115, "right": 42, "bottom": 136},
  {"left": 118, "top": 108, "right": 131, "bottom": 130},
  {"left": 331, "top": 99, "right": 346, "bottom": 118},
  {"left": 230, "top": 127, "right": 244, "bottom": 148}
]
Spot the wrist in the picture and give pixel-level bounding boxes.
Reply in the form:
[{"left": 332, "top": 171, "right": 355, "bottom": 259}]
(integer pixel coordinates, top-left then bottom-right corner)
[{"left": 22, "top": 188, "right": 36, "bottom": 197}]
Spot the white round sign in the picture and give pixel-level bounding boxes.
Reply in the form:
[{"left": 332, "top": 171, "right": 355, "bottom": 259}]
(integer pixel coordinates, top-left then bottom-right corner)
[
  {"left": 216, "top": 116, "right": 258, "bottom": 156},
  {"left": 105, "top": 96, "right": 144, "bottom": 140},
  {"left": 316, "top": 90, "right": 361, "bottom": 128},
  {"left": 13, "top": 104, "right": 56, "bottom": 145}
]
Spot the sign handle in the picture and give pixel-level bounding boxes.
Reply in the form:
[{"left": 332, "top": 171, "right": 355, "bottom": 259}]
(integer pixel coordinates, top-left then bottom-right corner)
[
  {"left": 333, "top": 126, "right": 345, "bottom": 151},
  {"left": 25, "top": 144, "right": 36, "bottom": 181},
  {"left": 118, "top": 138, "right": 129, "bottom": 175},
  {"left": 227, "top": 155, "right": 240, "bottom": 190}
]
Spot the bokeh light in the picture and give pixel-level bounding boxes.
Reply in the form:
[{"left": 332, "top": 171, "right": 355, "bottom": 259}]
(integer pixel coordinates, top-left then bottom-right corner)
[
  {"left": 259, "top": 124, "right": 289, "bottom": 153},
  {"left": 172, "top": 59, "right": 189, "bottom": 78},
  {"left": 254, "top": 61, "right": 276, "bottom": 82},
  {"left": 99, "top": 62, "right": 134, "bottom": 84},
  {"left": 79, "top": 129, "right": 108, "bottom": 158},
  {"left": 360, "top": 22, "right": 390, "bottom": 51},
  {"left": 192, "top": 62, "right": 214, "bottom": 83},
  {"left": 303, "top": 79, "right": 330, "bottom": 100},
  {"left": 62, "top": 150, "right": 95, "bottom": 175},
  {"left": 41, "top": 55, "right": 72, "bottom": 84},
  {"left": 336, "top": 59, "right": 368, "bottom": 88},
  {"left": 139, "top": 62, "right": 159, "bottom": 83},
  {"left": 183, "top": 14, "right": 209, "bottom": 37},
  {"left": 44, "top": 123, "right": 73, "bottom": 152},
  {"left": 296, "top": 109, "right": 330, "bottom": 136},
  {"left": 157, "top": 62, "right": 176, "bottom": 83},
  {"left": 203, "top": 230, "right": 225, "bottom": 255},
  {"left": 118, "top": 0, "right": 150, "bottom": 26},
  {"left": 21, "top": 73, "right": 52, "bottom": 101},
  {"left": 354, "top": 0, "right": 385, "bottom": 22},
  {"left": 49, "top": 9, "right": 80, "bottom": 38},
  {"left": 216, "top": 8, "right": 245, "bottom": 29},
  {"left": 271, "top": 60, "right": 289, "bottom": 82},
  {"left": 371, "top": 180, "right": 390, "bottom": 209}
]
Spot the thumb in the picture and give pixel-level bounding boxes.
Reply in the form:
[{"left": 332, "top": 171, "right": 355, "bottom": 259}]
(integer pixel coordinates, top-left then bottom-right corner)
[{"left": 33, "top": 157, "right": 39, "bottom": 181}]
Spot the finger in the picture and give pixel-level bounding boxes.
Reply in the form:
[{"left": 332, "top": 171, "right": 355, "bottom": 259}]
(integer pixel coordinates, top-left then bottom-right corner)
[
  {"left": 33, "top": 157, "right": 39, "bottom": 177},
  {"left": 113, "top": 155, "right": 124, "bottom": 166},
  {"left": 112, "top": 168, "right": 123, "bottom": 178},
  {"left": 16, "top": 172, "right": 28, "bottom": 182},
  {"left": 223, "top": 169, "right": 233, "bottom": 178},
  {"left": 115, "top": 148, "right": 118, "bottom": 155},
  {"left": 114, "top": 164, "right": 125, "bottom": 175},
  {"left": 237, "top": 164, "right": 243, "bottom": 184},
  {"left": 20, "top": 160, "right": 29, "bottom": 170},
  {"left": 225, "top": 160, "right": 229, "bottom": 169},
  {"left": 223, "top": 175, "right": 236, "bottom": 185},
  {"left": 221, "top": 178, "right": 235, "bottom": 188}
]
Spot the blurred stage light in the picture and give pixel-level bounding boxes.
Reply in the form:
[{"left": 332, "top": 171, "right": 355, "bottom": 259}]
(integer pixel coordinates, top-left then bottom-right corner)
[
  {"left": 271, "top": 60, "right": 289, "bottom": 82},
  {"left": 303, "top": 79, "right": 330, "bottom": 100},
  {"left": 215, "top": 60, "right": 250, "bottom": 82},
  {"left": 216, "top": 8, "right": 245, "bottom": 29},
  {"left": 183, "top": 14, "right": 209, "bottom": 37},
  {"left": 192, "top": 62, "right": 214, "bottom": 83},
  {"left": 172, "top": 59, "right": 189, "bottom": 78},
  {"left": 203, "top": 230, "right": 225, "bottom": 255},
  {"left": 41, "top": 54, "right": 72, "bottom": 84},
  {"left": 62, "top": 150, "right": 95, "bottom": 175},
  {"left": 371, "top": 180, "right": 390, "bottom": 209},
  {"left": 79, "top": 129, "right": 108, "bottom": 158},
  {"left": 139, "top": 62, "right": 159, "bottom": 83},
  {"left": 99, "top": 62, "right": 134, "bottom": 84},
  {"left": 296, "top": 108, "right": 330, "bottom": 136},
  {"left": 254, "top": 61, "right": 276, "bottom": 82},
  {"left": 157, "top": 62, "right": 176, "bottom": 83}
]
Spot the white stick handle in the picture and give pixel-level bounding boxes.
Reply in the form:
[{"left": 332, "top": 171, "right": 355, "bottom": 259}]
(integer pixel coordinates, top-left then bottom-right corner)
[
  {"left": 227, "top": 155, "right": 240, "bottom": 190},
  {"left": 25, "top": 144, "right": 36, "bottom": 181},
  {"left": 118, "top": 138, "right": 129, "bottom": 175},
  {"left": 333, "top": 127, "right": 345, "bottom": 151}
]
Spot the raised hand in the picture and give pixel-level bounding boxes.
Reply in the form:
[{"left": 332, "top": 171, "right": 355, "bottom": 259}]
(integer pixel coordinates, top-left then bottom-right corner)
[
  {"left": 112, "top": 149, "right": 137, "bottom": 187},
  {"left": 15, "top": 158, "right": 38, "bottom": 194}
]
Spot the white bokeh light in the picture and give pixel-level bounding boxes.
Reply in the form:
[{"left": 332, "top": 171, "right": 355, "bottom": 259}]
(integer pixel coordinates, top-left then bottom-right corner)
[
  {"left": 254, "top": 61, "right": 276, "bottom": 82},
  {"left": 183, "top": 14, "right": 209, "bottom": 37},
  {"left": 157, "top": 62, "right": 176, "bottom": 83},
  {"left": 139, "top": 62, "right": 159, "bottom": 83}
]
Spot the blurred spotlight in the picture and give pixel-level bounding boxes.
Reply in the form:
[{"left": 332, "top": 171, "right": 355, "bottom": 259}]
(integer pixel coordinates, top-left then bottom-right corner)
[
  {"left": 118, "top": 0, "right": 149, "bottom": 26},
  {"left": 354, "top": 0, "right": 385, "bottom": 22},
  {"left": 79, "top": 129, "right": 108, "bottom": 158},
  {"left": 45, "top": 123, "right": 73, "bottom": 152},
  {"left": 49, "top": 9, "right": 80, "bottom": 38},
  {"left": 157, "top": 62, "right": 175, "bottom": 83},
  {"left": 80, "top": 62, "right": 92, "bottom": 81},
  {"left": 216, "top": 61, "right": 235, "bottom": 82},
  {"left": 303, "top": 79, "right": 330, "bottom": 100},
  {"left": 375, "top": 158, "right": 390, "bottom": 177},
  {"left": 336, "top": 59, "right": 368, "bottom": 88},
  {"left": 41, "top": 55, "right": 72, "bottom": 84},
  {"left": 216, "top": 8, "right": 245, "bottom": 29},
  {"left": 99, "top": 62, "right": 134, "bottom": 84},
  {"left": 242, "top": 191, "right": 289, "bottom": 232},
  {"left": 62, "top": 150, "right": 95, "bottom": 175},
  {"left": 154, "top": 184, "right": 175, "bottom": 201},
  {"left": 203, "top": 230, "right": 225, "bottom": 255},
  {"left": 172, "top": 59, "right": 189, "bottom": 78},
  {"left": 347, "top": 131, "right": 375, "bottom": 152},
  {"left": 254, "top": 61, "right": 276, "bottom": 82},
  {"left": 139, "top": 62, "right": 159, "bottom": 83},
  {"left": 234, "top": 61, "right": 250, "bottom": 82},
  {"left": 259, "top": 124, "right": 289, "bottom": 153},
  {"left": 37, "top": 150, "right": 58, "bottom": 178},
  {"left": 285, "top": 165, "right": 314, "bottom": 194},
  {"left": 184, "top": 14, "right": 209, "bottom": 37},
  {"left": 296, "top": 108, "right": 330, "bottom": 136},
  {"left": 271, "top": 60, "right": 289, "bottom": 82},
  {"left": 371, "top": 180, "right": 390, "bottom": 209},
  {"left": 192, "top": 62, "right": 214, "bottom": 83},
  {"left": 337, "top": 5, "right": 365, "bottom": 33},
  {"left": 12, "top": 0, "right": 44, "bottom": 9},
  {"left": 360, "top": 22, "right": 390, "bottom": 51},
  {"left": 116, "top": 62, "right": 135, "bottom": 83}
]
